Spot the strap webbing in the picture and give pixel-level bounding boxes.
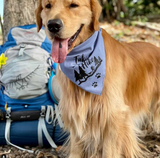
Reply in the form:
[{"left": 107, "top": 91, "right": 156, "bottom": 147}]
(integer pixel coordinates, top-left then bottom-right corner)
[
  {"left": 5, "top": 106, "right": 59, "bottom": 151},
  {"left": 18, "top": 45, "right": 26, "bottom": 56},
  {"left": 38, "top": 118, "right": 43, "bottom": 146},
  {"left": 45, "top": 105, "right": 54, "bottom": 124},
  {"left": 5, "top": 108, "right": 34, "bottom": 153},
  {"left": 54, "top": 104, "right": 63, "bottom": 128},
  {"left": 39, "top": 106, "right": 57, "bottom": 148}
]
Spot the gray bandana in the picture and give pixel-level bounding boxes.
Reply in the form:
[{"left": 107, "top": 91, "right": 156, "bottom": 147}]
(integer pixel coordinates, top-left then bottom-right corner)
[{"left": 60, "top": 28, "right": 106, "bottom": 95}]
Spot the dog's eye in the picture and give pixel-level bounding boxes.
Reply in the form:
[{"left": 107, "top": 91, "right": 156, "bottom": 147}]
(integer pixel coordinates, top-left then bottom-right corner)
[
  {"left": 46, "top": 4, "right": 51, "bottom": 9},
  {"left": 69, "top": 3, "right": 79, "bottom": 8}
]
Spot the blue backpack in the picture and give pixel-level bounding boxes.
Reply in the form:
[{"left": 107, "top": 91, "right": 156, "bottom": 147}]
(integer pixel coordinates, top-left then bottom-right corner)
[{"left": 0, "top": 24, "right": 68, "bottom": 153}]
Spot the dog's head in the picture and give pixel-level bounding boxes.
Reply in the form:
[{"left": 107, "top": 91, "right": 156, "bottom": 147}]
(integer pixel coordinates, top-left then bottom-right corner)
[{"left": 35, "top": 0, "right": 102, "bottom": 63}]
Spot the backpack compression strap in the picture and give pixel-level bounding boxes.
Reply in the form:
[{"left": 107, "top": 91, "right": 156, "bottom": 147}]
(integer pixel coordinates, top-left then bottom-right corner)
[
  {"left": 5, "top": 106, "right": 59, "bottom": 152},
  {"left": 5, "top": 107, "right": 34, "bottom": 153},
  {"left": 38, "top": 106, "right": 57, "bottom": 148}
]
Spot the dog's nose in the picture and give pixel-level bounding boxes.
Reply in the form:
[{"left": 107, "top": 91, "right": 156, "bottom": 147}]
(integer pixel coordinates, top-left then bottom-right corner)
[{"left": 47, "top": 19, "right": 63, "bottom": 33}]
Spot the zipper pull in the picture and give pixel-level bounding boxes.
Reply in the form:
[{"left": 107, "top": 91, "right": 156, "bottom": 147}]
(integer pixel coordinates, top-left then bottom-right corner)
[{"left": 19, "top": 45, "right": 26, "bottom": 56}]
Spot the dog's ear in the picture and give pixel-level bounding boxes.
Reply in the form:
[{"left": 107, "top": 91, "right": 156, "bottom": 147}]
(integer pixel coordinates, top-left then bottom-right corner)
[
  {"left": 91, "top": 0, "right": 102, "bottom": 31},
  {"left": 35, "top": 0, "right": 43, "bottom": 32}
]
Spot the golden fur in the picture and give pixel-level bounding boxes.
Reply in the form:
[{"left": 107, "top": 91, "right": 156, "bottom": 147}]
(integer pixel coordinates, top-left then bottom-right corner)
[{"left": 35, "top": 0, "right": 160, "bottom": 157}]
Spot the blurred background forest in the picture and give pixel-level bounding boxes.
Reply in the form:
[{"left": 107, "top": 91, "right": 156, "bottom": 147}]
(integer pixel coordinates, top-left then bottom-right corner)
[
  {"left": 98, "top": 0, "right": 160, "bottom": 47},
  {"left": 99, "top": 0, "right": 160, "bottom": 23}
]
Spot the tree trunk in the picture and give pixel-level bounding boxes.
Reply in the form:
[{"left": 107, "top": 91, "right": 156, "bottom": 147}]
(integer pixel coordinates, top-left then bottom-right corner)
[
  {"left": 0, "top": 15, "right": 4, "bottom": 44},
  {"left": 115, "top": 0, "right": 127, "bottom": 19},
  {"left": 3, "top": 0, "right": 38, "bottom": 42},
  {"left": 98, "top": 0, "right": 126, "bottom": 22},
  {"left": 105, "top": 0, "right": 111, "bottom": 22},
  {"left": 99, "top": 0, "right": 103, "bottom": 5}
]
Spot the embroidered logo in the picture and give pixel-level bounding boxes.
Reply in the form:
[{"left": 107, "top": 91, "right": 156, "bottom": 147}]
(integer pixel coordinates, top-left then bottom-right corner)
[{"left": 24, "top": 31, "right": 35, "bottom": 39}]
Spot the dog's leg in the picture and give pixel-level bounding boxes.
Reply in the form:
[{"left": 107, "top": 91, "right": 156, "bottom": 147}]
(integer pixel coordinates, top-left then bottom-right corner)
[
  {"left": 151, "top": 102, "right": 160, "bottom": 133},
  {"left": 101, "top": 108, "right": 143, "bottom": 158},
  {"left": 68, "top": 130, "right": 83, "bottom": 158}
]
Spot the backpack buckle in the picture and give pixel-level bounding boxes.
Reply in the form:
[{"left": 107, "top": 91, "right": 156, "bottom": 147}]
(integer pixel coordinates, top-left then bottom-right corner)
[
  {"left": 40, "top": 106, "right": 46, "bottom": 118},
  {"left": 6, "top": 107, "right": 11, "bottom": 119}
]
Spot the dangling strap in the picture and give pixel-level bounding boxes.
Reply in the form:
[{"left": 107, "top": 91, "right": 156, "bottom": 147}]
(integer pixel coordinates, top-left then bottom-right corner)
[
  {"left": 5, "top": 107, "right": 34, "bottom": 153},
  {"left": 54, "top": 104, "right": 63, "bottom": 128},
  {"left": 45, "top": 105, "right": 54, "bottom": 124},
  {"left": 38, "top": 106, "right": 57, "bottom": 148},
  {"left": 38, "top": 106, "right": 44, "bottom": 146},
  {"left": 45, "top": 105, "right": 63, "bottom": 128}
]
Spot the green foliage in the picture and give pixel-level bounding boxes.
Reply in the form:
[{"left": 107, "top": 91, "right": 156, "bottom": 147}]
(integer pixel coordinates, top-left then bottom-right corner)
[
  {"left": 124, "top": 0, "right": 160, "bottom": 21},
  {"left": 100, "top": 0, "right": 160, "bottom": 23}
]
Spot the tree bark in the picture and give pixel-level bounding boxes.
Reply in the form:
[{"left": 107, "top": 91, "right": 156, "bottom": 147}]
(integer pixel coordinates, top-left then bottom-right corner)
[
  {"left": 98, "top": 0, "right": 126, "bottom": 22},
  {"left": 0, "top": 15, "right": 4, "bottom": 44},
  {"left": 105, "top": 0, "right": 111, "bottom": 22},
  {"left": 3, "top": 0, "right": 38, "bottom": 41},
  {"left": 115, "top": 0, "right": 127, "bottom": 19},
  {"left": 99, "top": 0, "right": 103, "bottom": 6}
]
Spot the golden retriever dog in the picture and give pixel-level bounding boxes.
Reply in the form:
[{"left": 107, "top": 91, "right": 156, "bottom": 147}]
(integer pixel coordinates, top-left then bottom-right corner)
[{"left": 35, "top": 0, "right": 160, "bottom": 157}]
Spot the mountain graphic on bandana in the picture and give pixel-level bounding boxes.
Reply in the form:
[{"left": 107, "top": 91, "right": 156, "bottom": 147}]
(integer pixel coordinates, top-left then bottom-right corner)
[{"left": 74, "top": 55, "right": 102, "bottom": 85}]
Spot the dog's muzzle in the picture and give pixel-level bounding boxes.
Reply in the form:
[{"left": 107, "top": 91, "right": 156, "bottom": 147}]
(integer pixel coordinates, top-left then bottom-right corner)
[{"left": 47, "top": 19, "right": 63, "bottom": 33}]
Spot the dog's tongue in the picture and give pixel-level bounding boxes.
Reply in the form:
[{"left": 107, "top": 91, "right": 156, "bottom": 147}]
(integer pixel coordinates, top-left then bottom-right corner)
[{"left": 51, "top": 38, "right": 68, "bottom": 63}]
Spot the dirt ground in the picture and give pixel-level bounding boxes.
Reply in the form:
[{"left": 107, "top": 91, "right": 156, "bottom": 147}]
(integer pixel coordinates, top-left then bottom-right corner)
[
  {"left": 0, "top": 22, "right": 160, "bottom": 158},
  {"left": 1, "top": 132, "right": 160, "bottom": 158},
  {"left": 143, "top": 132, "right": 160, "bottom": 158}
]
